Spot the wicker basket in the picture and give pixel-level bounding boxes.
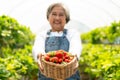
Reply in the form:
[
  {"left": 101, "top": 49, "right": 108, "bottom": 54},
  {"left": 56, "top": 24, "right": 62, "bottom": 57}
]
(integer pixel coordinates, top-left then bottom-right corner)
[{"left": 41, "top": 56, "right": 78, "bottom": 79}]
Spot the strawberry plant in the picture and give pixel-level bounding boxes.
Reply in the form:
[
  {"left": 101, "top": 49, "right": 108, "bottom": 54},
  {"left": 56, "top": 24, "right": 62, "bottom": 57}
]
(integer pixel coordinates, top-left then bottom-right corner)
[
  {"left": 0, "top": 15, "right": 35, "bottom": 57},
  {"left": 79, "top": 44, "right": 120, "bottom": 80},
  {"left": 0, "top": 15, "right": 37, "bottom": 80},
  {"left": 81, "top": 21, "right": 120, "bottom": 44}
]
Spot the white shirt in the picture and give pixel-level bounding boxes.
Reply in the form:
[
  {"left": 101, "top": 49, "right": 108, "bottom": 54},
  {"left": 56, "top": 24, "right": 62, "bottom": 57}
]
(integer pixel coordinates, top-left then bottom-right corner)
[{"left": 32, "top": 29, "right": 82, "bottom": 62}]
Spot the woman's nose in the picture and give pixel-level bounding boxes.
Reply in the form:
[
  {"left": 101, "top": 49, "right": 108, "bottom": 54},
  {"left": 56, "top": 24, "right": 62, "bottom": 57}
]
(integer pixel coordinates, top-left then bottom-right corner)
[{"left": 55, "top": 15, "right": 60, "bottom": 19}]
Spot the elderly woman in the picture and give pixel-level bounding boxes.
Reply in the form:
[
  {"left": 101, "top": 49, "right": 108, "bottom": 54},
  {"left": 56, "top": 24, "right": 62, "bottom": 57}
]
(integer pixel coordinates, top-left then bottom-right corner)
[{"left": 32, "top": 3, "right": 82, "bottom": 80}]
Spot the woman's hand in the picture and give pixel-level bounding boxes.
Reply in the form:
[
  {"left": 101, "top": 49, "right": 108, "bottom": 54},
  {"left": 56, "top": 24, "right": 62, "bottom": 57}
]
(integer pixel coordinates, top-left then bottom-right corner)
[
  {"left": 37, "top": 53, "right": 44, "bottom": 72},
  {"left": 74, "top": 54, "right": 79, "bottom": 72}
]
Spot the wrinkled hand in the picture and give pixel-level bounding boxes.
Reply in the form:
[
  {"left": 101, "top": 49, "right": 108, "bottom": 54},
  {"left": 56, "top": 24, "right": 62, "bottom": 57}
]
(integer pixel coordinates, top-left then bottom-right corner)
[
  {"left": 37, "top": 53, "right": 44, "bottom": 72},
  {"left": 74, "top": 54, "right": 79, "bottom": 72},
  {"left": 74, "top": 61, "right": 78, "bottom": 70}
]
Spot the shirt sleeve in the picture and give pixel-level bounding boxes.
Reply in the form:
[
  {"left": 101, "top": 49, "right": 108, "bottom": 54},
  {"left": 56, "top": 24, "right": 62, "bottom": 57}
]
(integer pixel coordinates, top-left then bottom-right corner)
[
  {"left": 32, "top": 33, "right": 46, "bottom": 62},
  {"left": 68, "top": 30, "right": 82, "bottom": 60}
]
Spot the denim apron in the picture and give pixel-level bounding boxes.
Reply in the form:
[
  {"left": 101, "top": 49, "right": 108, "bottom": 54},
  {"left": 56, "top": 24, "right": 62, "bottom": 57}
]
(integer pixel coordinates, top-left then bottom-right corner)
[{"left": 38, "top": 29, "right": 80, "bottom": 80}]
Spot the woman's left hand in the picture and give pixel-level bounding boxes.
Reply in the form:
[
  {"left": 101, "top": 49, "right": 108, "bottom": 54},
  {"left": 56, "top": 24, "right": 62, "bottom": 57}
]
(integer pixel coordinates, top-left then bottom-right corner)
[
  {"left": 37, "top": 53, "right": 44, "bottom": 72},
  {"left": 74, "top": 55, "right": 79, "bottom": 72}
]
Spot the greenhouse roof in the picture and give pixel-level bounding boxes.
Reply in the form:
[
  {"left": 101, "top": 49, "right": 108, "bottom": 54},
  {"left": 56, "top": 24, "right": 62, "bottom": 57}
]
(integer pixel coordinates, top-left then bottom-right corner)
[{"left": 0, "top": 0, "right": 120, "bottom": 34}]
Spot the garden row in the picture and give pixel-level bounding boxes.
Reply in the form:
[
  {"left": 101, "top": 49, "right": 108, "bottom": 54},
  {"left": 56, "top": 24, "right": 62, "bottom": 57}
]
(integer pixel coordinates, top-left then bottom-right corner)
[
  {"left": 81, "top": 21, "right": 120, "bottom": 44},
  {"left": 0, "top": 15, "right": 38, "bottom": 80},
  {"left": 79, "top": 44, "right": 120, "bottom": 80}
]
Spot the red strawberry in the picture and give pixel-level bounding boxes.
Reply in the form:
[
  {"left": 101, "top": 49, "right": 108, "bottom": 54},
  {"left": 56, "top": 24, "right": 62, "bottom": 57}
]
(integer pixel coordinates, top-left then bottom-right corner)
[
  {"left": 64, "top": 55, "right": 70, "bottom": 59},
  {"left": 63, "top": 52, "right": 67, "bottom": 56},
  {"left": 55, "top": 51, "right": 63, "bottom": 58},
  {"left": 58, "top": 58, "right": 63, "bottom": 64},
  {"left": 64, "top": 59, "right": 70, "bottom": 63},
  {"left": 50, "top": 57, "right": 59, "bottom": 63},
  {"left": 44, "top": 55, "right": 50, "bottom": 61},
  {"left": 63, "top": 56, "right": 65, "bottom": 61},
  {"left": 54, "top": 57, "right": 59, "bottom": 63}
]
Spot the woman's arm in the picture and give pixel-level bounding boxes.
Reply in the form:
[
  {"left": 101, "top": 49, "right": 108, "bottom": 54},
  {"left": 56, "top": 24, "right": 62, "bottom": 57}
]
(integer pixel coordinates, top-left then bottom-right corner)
[
  {"left": 32, "top": 33, "right": 46, "bottom": 62},
  {"left": 68, "top": 29, "right": 82, "bottom": 60}
]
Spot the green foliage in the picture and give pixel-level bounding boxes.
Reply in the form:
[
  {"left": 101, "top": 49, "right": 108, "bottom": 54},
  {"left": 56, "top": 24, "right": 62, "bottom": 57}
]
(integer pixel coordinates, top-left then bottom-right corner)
[
  {"left": 79, "top": 44, "right": 120, "bottom": 80},
  {"left": 0, "top": 15, "right": 35, "bottom": 53},
  {"left": 0, "top": 15, "right": 38, "bottom": 80},
  {"left": 1, "top": 15, "right": 120, "bottom": 80},
  {"left": 0, "top": 45, "right": 38, "bottom": 80},
  {"left": 0, "top": 63, "right": 11, "bottom": 80},
  {"left": 81, "top": 21, "right": 120, "bottom": 44},
  {"left": 80, "top": 20, "right": 120, "bottom": 80}
]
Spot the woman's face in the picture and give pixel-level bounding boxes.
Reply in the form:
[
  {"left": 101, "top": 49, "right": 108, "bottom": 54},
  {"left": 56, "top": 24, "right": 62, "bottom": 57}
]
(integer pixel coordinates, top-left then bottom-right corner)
[{"left": 48, "top": 6, "right": 66, "bottom": 32}]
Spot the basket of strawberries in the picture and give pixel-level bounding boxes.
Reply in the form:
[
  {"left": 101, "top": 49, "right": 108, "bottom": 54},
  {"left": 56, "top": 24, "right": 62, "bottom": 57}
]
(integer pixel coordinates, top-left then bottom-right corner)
[{"left": 41, "top": 50, "right": 78, "bottom": 79}]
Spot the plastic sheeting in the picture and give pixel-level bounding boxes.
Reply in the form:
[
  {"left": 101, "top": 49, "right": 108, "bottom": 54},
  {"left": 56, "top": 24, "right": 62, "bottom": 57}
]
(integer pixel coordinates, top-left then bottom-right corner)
[{"left": 0, "top": 0, "right": 120, "bottom": 34}]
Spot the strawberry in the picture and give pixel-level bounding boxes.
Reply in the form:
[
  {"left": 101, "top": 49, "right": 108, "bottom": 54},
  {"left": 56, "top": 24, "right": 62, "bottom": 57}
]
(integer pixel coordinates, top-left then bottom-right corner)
[
  {"left": 55, "top": 51, "right": 63, "bottom": 58},
  {"left": 54, "top": 57, "right": 59, "bottom": 63},
  {"left": 58, "top": 58, "right": 63, "bottom": 64},
  {"left": 64, "top": 59, "right": 70, "bottom": 63},
  {"left": 44, "top": 55, "right": 50, "bottom": 61},
  {"left": 46, "top": 50, "right": 74, "bottom": 64},
  {"left": 63, "top": 52, "right": 67, "bottom": 56},
  {"left": 50, "top": 57, "right": 59, "bottom": 63},
  {"left": 64, "top": 55, "right": 70, "bottom": 59}
]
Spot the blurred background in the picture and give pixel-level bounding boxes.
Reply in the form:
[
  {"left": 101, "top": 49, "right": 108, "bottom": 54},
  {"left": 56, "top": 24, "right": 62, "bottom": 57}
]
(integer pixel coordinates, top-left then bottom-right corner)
[
  {"left": 0, "top": 0, "right": 120, "bottom": 80},
  {"left": 0, "top": 0, "right": 120, "bottom": 34}
]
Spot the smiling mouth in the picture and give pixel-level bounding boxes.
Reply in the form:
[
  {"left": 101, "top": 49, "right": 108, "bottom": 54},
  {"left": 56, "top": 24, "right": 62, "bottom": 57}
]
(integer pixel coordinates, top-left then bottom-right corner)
[
  {"left": 54, "top": 23, "right": 60, "bottom": 24},
  {"left": 54, "top": 22, "right": 61, "bottom": 25},
  {"left": 53, "top": 21, "right": 61, "bottom": 24}
]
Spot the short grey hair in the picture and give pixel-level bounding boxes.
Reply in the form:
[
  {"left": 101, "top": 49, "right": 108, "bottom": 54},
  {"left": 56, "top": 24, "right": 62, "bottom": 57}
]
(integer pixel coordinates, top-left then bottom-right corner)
[{"left": 46, "top": 3, "right": 70, "bottom": 23}]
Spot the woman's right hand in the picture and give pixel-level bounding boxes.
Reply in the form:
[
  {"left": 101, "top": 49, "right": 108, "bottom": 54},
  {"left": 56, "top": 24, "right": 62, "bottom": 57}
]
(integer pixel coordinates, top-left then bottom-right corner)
[{"left": 37, "top": 53, "right": 44, "bottom": 72}]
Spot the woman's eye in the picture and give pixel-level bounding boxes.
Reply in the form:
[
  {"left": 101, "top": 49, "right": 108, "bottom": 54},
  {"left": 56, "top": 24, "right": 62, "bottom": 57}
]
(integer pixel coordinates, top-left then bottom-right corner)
[
  {"left": 51, "top": 13, "right": 65, "bottom": 17},
  {"left": 59, "top": 14, "right": 64, "bottom": 17},
  {"left": 52, "top": 13, "right": 57, "bottom": 16}
]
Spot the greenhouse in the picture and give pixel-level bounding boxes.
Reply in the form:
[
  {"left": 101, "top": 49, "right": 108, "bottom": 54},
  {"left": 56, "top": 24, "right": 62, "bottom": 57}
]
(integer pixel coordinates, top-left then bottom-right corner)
[{"left": 0, "top": 0, "right": 120, "bottom": 80}]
